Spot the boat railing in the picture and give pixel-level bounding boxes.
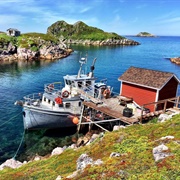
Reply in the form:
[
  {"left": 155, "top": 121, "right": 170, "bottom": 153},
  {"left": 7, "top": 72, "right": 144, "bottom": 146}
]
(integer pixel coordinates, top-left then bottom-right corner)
[
  {"left": 24, "top": 93, "right": 42, "bottom": 102},
  {"left": 100, "top": 78, "right": 107, "bottom": 84},
  {"left": 77, "top": 81, "right": 106, "bottom": 100},
  {"left": 44, "top": 82, "right": 63, "bottom": 94}
]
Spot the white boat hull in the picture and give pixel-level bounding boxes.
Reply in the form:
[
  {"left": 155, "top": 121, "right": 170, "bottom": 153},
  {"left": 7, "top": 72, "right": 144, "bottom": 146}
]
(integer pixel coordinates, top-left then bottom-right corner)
[{"left": 23, "top": 106, "right": 78, "bottom": 130}]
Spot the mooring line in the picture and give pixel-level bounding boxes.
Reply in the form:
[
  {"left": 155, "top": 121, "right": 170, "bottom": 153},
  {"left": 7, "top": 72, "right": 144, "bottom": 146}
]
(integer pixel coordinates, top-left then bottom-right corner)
[
  {"left": 13, "top": 129, "right": 25, "bottom": 160},
  {"left": 0, "top": 111, "right": 22, "bottom": 127}
]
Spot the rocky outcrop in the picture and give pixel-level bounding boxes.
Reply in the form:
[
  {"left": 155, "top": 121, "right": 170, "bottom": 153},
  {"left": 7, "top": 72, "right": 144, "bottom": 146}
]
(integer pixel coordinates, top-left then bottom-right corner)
[
  {"left": 51, "top": 147, "right": 64, "bottom": 156},
  {"left": 66, "top": 153, "right": 103, "bottom": 179},
  {"left": 0, "top": 42, "right": 73, "bottom": 62},
  {"left": 170, "top": 57, "right": 180, "bottom": 65},
  {"left": 0, "top": 158, "right": 23, "bottom": 170},
  {"left": 152, "top": 144, "right": 172, "bottom": 162},
  {"left": 64, "top": 38, "right": 140, "bottom": 46}
]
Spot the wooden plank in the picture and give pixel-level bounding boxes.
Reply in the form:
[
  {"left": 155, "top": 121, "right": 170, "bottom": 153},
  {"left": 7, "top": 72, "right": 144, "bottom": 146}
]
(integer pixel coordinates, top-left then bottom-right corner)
[
  {"left": 143, "top": 96, "right": 179, "bottom": 107},
  {"left": 77, "top": 89, "right": 103, "bottom": 104},
  {"left": 83, "top": 100, "right": 138, "bottom": 125}
]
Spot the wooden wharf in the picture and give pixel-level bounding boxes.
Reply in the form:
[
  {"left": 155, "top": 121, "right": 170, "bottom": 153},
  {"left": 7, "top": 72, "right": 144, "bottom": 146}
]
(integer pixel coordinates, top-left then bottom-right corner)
[
  {"left": 139, "top": 96, "right": 180, "bottom": 122},
  {"left": 77, "top": 95, "right": 180, "bottom": 132},
  {"left": 82, "top": 96, "right": 139, "bottom": 125}
]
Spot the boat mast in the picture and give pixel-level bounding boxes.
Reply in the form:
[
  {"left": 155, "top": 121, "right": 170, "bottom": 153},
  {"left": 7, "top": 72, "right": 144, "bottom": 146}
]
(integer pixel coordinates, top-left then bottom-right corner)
[
  {"left": 77, "top": 53, "right": 87, "bottom": 78},
  {"left": 89, "top": 58, "right": 97, "bottom": 78}
]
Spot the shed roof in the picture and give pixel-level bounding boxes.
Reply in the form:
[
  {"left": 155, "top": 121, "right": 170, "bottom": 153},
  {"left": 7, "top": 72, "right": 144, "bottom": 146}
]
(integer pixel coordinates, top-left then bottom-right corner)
[
  {"left": 6, "top": 28, "right": 20, "bottom": 32},
  {"left": 118, "top": 66, "right": 180, "bottom": 90}
]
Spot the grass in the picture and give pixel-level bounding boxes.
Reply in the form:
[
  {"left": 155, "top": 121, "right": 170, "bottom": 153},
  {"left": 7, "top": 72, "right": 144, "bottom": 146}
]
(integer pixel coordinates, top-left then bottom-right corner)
[
  {"left": 0, "top": 115, "right": 180, "bottom": 179},
  {"left": 47, "top": 20, "right": 125, "bottom": 41},
  {"left": 0, "top": 33, "right": 59, "bottom": 50}
]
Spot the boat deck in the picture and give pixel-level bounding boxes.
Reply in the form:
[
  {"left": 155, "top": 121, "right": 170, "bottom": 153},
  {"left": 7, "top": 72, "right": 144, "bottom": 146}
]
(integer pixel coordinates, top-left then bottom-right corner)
[{"left": 83, "top": 95, "right": 139, "bottom": 125}]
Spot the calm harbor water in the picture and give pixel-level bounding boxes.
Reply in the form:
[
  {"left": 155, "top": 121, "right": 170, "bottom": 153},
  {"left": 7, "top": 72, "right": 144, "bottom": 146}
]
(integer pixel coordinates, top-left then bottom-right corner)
[{"left": 0, "top": 36, "right": 180, "bottom": 163}]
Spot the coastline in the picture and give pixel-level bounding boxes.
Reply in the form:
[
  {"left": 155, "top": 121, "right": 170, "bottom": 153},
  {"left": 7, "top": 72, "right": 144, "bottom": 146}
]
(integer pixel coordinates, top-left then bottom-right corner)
[{"left": 0, "top": 48, "right": 74, "bottom": 62}]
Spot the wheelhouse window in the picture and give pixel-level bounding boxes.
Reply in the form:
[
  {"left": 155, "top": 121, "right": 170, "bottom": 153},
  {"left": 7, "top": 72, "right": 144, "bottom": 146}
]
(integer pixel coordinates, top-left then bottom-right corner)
[
  {"left": 59, "top": 104, "right": 63, "bottom": 107},
  {"left": 65, "top": 79, "right": 72, "bottom": 85},
  {"left": 65, "top": 103, "right": 71, "bottom": 108},
  {"left": 71, "top": 81, "right": 75, "bottom": 87},
  {"left": 86, "top": 81, "right": 91, "bottom": 86},
  {"left": 79, "top": 101, "right": 81, "bottom": 106},
  {"left": 48, "top": 99, "right": 51, "bottom": 104},
  {"left": 78, "top": 81, "right": 83, "bottom": 88},
  {"left": 44, "top": 97, "right": 46, "bottom": 102}
]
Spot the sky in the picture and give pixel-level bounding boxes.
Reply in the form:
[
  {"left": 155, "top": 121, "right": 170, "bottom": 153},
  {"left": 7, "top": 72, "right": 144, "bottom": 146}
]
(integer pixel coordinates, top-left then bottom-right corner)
[{"left": 0, "top": 0, "right": 180, "bottom": 36}]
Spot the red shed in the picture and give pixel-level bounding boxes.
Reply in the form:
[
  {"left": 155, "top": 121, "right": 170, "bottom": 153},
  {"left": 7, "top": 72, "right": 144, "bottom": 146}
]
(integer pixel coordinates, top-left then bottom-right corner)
[{"left": 118, "top": 66, "right": 180, "bottom": 112}]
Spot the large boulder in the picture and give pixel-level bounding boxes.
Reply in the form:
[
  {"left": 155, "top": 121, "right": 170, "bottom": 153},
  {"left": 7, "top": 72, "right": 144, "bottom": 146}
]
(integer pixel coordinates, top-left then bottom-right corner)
[
  {"left": 76, "top": 153, "right": 103, "bottom": 171},
  {"left": 76, "top": 154, "right": 93, "bottom": 170},
  {"left": 152, "top": 144, "right": 172, "bottom": 162},
  {"left": 51, "top": 147, "right": 64, "bottom": 156},
  {"left": 158, "top": 113, "right": 171, "bottom": 122},
  {"left": 0, "top": 158, "right": 23, "bottom": 170}
]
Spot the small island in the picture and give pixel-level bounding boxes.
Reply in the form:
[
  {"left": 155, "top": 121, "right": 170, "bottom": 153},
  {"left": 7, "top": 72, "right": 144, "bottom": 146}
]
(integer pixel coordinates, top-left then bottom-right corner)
[{"left": 136, "top": 32, "right": 156, "bottom": 37}]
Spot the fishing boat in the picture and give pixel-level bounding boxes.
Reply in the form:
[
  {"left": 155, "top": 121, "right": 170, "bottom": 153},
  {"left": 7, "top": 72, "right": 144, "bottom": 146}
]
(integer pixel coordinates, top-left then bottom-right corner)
[{"left": 15, "top": 55, "right": 112, "bottom": 130}]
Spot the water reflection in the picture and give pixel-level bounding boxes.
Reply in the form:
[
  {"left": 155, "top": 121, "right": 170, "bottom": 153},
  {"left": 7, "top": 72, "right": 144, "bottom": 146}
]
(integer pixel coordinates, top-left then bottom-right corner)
[
  {"left": 17, "top": 127, "right": 78, "bottom": 162},
  {"left": 0, "top": 59, "right": 56, "bottom": 75}
]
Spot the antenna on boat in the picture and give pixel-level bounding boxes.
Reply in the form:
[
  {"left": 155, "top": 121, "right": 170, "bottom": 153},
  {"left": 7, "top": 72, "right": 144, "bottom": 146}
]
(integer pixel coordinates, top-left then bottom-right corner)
[
  {"left": 89, "top": 58, "right": 97, "bottom": 78},
  {"left": 77, "top": 52, "right": 88, "bottom": 78}
]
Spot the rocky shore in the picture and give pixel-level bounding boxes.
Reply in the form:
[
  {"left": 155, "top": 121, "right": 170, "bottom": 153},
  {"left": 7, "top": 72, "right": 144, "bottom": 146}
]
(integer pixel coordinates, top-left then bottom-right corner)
[
  {"left": 0, "top": 38, "right": 139, "bottom": 62},
  {"left": 170, "top": 57, "right": 180, "bottom": 65},
  {"left": 64, "top": 38, "right": 140, "bottom": 46},
  {"left": 0, "top": 42, "right": 73, "bottom": 62}
]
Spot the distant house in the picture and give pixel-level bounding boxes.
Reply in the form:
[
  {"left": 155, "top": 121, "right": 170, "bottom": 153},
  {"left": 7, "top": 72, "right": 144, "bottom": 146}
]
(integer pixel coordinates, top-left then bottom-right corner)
[
  {"left": 118, "top": 66, "right": 180, "bottom": 112},
  {"left": 6, "top": 28, "right": 21, "bottom": 37}
]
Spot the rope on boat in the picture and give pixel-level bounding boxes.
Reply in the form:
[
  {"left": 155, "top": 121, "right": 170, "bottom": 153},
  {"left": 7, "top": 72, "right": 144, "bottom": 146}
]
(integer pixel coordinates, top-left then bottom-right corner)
[
  {"left": 0, "top": 111, "right": 22, "bottom": 127},
  {"left": 13, "top": 129, "right": 25, "bottom": 160}
]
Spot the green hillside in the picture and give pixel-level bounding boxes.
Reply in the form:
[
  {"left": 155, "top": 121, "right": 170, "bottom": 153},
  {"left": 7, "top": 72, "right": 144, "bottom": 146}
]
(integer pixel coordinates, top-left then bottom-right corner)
[
  {"left": 0, "top": 32, "right": 59, "bottom": 52},
  {"left": 47, "top": 20, "right": 125, "bottom": 41},
  {"left": 0, "top": 115, "right": 179, "bottom": 180}
]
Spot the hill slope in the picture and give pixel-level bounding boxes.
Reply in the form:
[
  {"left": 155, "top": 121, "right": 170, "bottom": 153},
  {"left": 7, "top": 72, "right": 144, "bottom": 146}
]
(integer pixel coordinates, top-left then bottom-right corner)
[
  {"left": 0, "top": 114, "right": 179, "bottom": 179},
  {"left": 47, "top": 20, "right": 124, "bottom": 41}
]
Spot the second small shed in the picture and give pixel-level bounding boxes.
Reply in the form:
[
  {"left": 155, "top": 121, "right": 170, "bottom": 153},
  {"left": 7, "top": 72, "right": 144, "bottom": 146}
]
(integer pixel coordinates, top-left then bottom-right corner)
[{"left": 118, "top": 66, "right": 180, "bottom": 112}]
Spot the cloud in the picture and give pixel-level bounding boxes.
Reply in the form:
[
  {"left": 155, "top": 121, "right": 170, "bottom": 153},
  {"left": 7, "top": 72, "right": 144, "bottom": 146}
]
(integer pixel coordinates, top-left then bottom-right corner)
[
  {"left": 80, "top": 7, "right": 91, "bottom": 13},
  {"left": 0, "top": 14, "right": 25, "bottom": 27},
  {"left": 0, "top": 0, "right": 25, "bottom": 4},
  {"left": 160, "top": 17, "right": 180, "bottom": 23},
  {"left": 156, "top": 11, "right": 180, "bottom": 25}
]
